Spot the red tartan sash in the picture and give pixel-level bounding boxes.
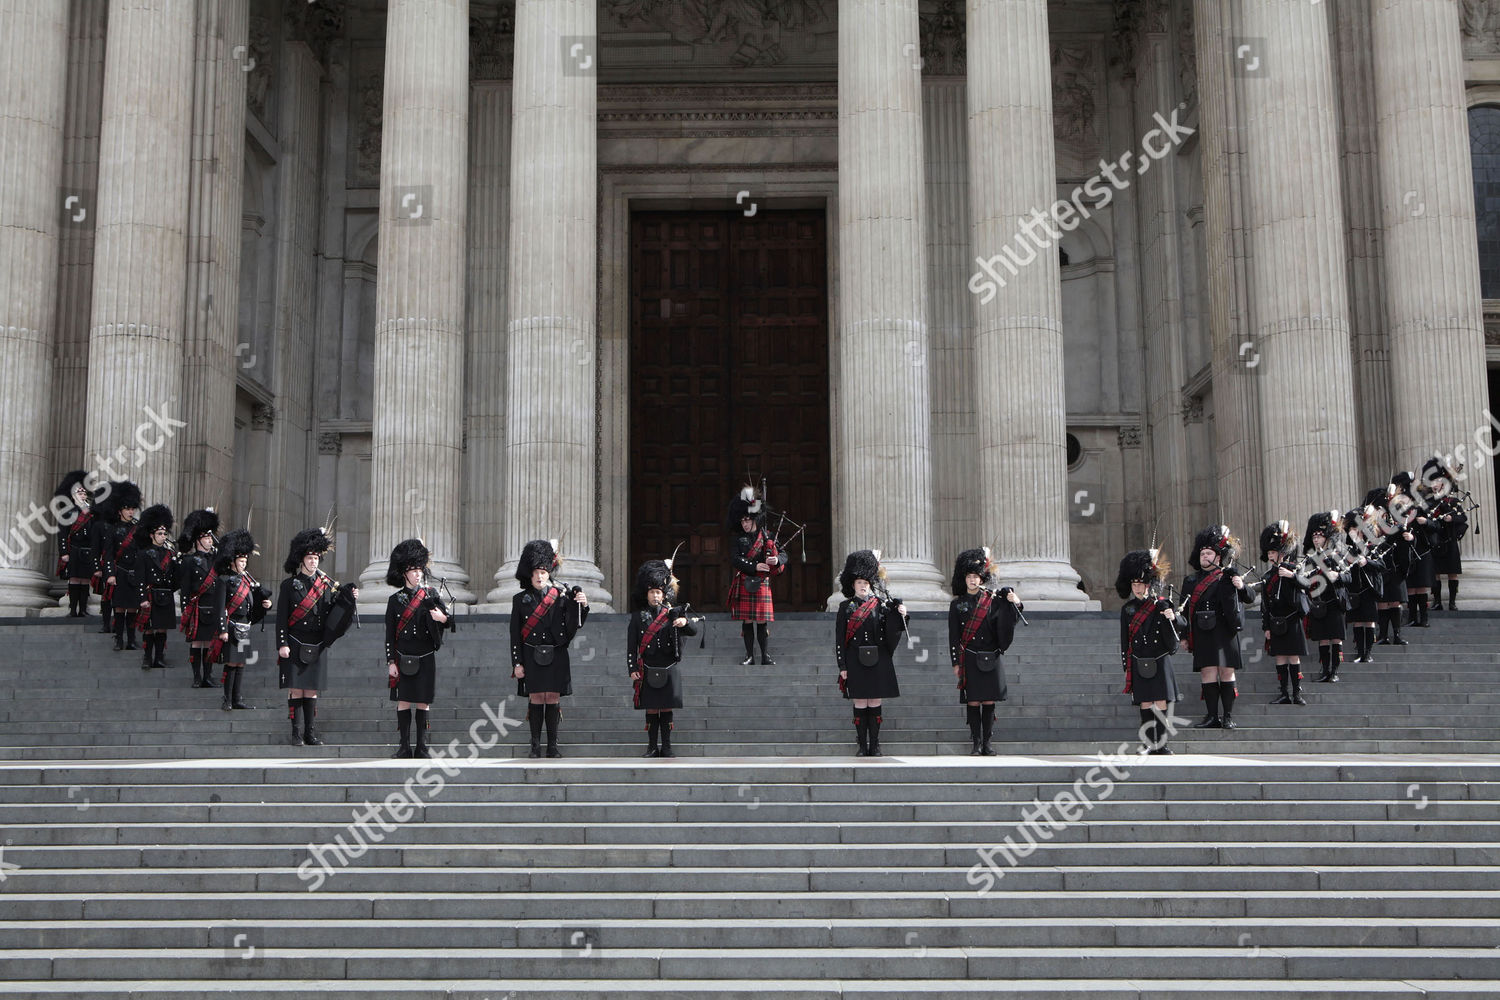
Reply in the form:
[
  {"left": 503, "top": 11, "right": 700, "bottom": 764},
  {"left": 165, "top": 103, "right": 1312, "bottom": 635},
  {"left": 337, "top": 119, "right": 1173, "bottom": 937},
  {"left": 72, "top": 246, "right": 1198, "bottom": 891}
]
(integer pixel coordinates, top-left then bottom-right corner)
[
  {"left": 206, "top": 576, "right": 253, "bottom": 663},
  {"left": 288, "top": 574, "right": 330, "bottom": 630},
  {"left": 521, "top": 587, "right": 559, "bottom": 641},
  {"left": 66, "top": 510, "right": 92, "bottom": 549},
  {"left": 844, "top": 597, "right": 878, "bottom": 645},
  {"left": 1184, "top": 568, "right": 1224, "bottom": 653},
  {"left": 636, "top": 606, "right": 672, "bottom": 662},
  {"left": 113, "top": 525, "right": 137, "bottom": 567},
  {"left": 181, "top": 566, "right": 218, "bottom": 631},
  {"left": 743, "top": 531, "right": 783, "bottom": 576},
  {"left": 958, "top": 589, "right": 995, "bottom": 655},
  {"left": 396, "top": 587, "right": 430, "bottom": 635},
  {"left": 1123, "top": 598, "right": 1159, "bottom": 694}
]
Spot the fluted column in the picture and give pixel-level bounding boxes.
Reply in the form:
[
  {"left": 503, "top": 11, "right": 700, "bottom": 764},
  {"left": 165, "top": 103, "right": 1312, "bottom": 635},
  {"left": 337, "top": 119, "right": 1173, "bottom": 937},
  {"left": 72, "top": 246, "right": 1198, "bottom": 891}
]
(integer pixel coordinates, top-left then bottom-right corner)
[
  {"left": 83, "top": 0, "right": 196, "bottom": 509},
  {"left": 835, "top": 0, "right": 948, "bottom": 607},
  {"left": 1194, "top": 0, "right": 1264, "bottom": 544},
  {"left": 966, "top": 0, "right": 1090, "bottom": 606},
  {"left": 483, "top": 0, "right": 612, "bottom": 609},
  {"left": 357, "top": 0, "right": 476, "bottom": 606},
  {"left": 1237, "top": 0, "right": 1360, "bottom": 517},
  {"left": 1372, "top": 0, "right": 1500, "bottom": 604},
  {"left": 179, "top": 0, "right": 249, "bottom": 512},
  {"left": 0, "top": 0, "right": 70, "bottom": 612}
]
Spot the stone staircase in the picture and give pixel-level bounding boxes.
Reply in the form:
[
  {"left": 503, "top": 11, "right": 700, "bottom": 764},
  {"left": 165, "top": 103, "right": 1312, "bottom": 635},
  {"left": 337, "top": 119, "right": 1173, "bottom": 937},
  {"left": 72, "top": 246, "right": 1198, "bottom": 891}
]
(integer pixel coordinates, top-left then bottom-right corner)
[{"left": 0, "top": 612, "right": 1497, "bottom": 997}]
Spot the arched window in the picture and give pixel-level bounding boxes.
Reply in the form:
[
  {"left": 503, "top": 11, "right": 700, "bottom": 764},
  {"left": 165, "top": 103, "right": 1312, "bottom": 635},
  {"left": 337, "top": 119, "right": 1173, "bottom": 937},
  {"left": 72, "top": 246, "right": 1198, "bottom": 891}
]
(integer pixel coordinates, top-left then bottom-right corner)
[{"left": 1469, "top": 106, "right": 1500, "bottom": 297}]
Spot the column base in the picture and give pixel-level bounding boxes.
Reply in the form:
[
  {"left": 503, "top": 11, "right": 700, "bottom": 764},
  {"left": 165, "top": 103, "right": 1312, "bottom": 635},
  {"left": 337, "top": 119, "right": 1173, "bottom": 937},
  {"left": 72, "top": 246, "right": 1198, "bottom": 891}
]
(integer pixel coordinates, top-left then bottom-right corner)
[
  {"left": 356, "top": 558, "right": 477, "bottom": 614},
  {"left": 477, "top": 558, "right": 616, "bottom": 613},
  {"left": 823, "top": 557, "right": 954, "bottom": 611},
  {"left": 0, "top": 570, "right": 64, "bottom": 614},
  {"left": 1436, "top": 557, "right": 1500, "bottom": 610},
  {"left": 991, "top": 559, "right": 1101, "bottom": 610}
]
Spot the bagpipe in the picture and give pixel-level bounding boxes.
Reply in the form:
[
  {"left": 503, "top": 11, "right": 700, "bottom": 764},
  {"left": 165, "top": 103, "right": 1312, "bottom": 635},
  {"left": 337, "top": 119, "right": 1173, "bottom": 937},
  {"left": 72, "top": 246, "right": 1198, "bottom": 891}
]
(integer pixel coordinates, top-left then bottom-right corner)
[
  {"left": 319, "top": 570, "right": 361, "bottom": 647},
  {"left": 751, "top": 476, "right": 809, "bottom": 565}
]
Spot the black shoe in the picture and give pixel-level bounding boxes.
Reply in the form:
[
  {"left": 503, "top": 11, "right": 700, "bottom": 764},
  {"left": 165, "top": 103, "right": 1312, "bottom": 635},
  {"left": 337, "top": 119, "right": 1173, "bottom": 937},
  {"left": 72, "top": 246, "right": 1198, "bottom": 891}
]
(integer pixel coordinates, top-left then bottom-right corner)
[
  {"left": 220, "top": 697, "right": 231, "bottom": 712},
  {"left": 978, "top": 742, "right": 996, "bottom": 757},
  {"left": 1192, "top": 715, "right": 1222, "bottom": 729},
  {"left": 98, "top": 621, "right": 112, "bottom": 634},
  {"left": 1271, "top": 693, "right": 1291, "bottom": 704},
  {"left": 968, "top": 737, "right": 982, "bottom": 755},
  {"left": 1292, "top": 693, "right": 1307, "bottom": 705},
  {"left": 527, "top": 744, "right": 542, "bottom": 759},
  {"left": 642, "top": 746, "right": 662, "bottom": 758},
  {"left": 1392, "top": 636, "right": 1409, "bottom": 646},
  {"left": 1220, "top": 716, "right": 1238, "bottom": 730},
  {"left": 204, "top": 673, "right": 220, "bottom": 687},
  {"left": 740, "top": 656, "right": 755, "bottom": 666},
  {"left": 761, "top": 656, "right": 775, "bottom": 666},
  {"left": 231, "top": 700, "right": 254, "bottom": 710},
  {"left": 1148, "top": 746, "right": 1175, "bottom": 755},
  {"left": 545, "top": 747, "right": 562, "bottom": 758},
  {"left": 113, "top": 636, "right": 124, "bottom": 651},
  {"left": 659, "top": 739, "right": 675, "bottom": 758},
  {"left": 126, "top": 640, "right": 138, "bottom": 650},
  {"left": 413, "top": 745, "right": 431, "bottom": 759},
  {"left": 855, "top": 746, "right": 869, "bottom": 757},
  {"left": 392, "top": 744, "right": 414, "bottom": 759},
  {"left": 1405, "top": 615, "right": 1419, "bottom": 627},
  {"left": 1376, "top": 637, "right": 1391, "bottom": 645},
  {"left": 288, "top": 725, "right": 302, "bottom": 746},
  {"left": 302, "top": 726, "right": 324, "bottom": 747}
]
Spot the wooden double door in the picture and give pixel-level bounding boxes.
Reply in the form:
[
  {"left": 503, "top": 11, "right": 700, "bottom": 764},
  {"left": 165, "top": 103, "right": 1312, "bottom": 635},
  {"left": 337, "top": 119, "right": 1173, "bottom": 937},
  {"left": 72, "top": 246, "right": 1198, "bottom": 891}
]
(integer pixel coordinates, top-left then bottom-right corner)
[{"left": 629, "top": 209, "right": 831, "bottom": 612}]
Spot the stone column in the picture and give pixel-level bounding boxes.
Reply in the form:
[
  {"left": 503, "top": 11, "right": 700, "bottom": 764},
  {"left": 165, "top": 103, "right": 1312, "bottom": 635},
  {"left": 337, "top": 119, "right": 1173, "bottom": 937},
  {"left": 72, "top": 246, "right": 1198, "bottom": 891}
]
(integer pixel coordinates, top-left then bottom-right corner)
[
  {"left": 1372, "top": 0, "right": 1500, "bottom": 604},
  {"left": 1236, "top": 0, "right": 1360, "bottom": 517},
  {"left": 966, "top": 0, "right": 1091, "bottom": 606},
  {"left": 180, "top": 0, "right": 249, "bottom": 510},
  {"left": 83, "top": 0, "right": 196, "bottom": 509},
  {"left": 357, "top": 0, "right": 476, "bottom": 606},
  {"left": 482, "top": 0, "right": 613, "bottom": 609},
  {"left": 1194, "top": 0, "right": 1265, "bottom": 544},
  {"left": 835, "top": 0, "right": 948, "bottom": 607},
  {"left": 0, "top": 0, "right": 71, "bottom": 612}
]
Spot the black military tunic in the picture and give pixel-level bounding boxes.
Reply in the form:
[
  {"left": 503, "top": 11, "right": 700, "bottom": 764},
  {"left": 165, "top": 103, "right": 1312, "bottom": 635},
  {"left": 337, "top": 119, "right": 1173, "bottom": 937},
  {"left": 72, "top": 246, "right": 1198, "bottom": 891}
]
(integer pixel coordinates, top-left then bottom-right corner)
[
  {"left": 277, "top": 571, "right": 337, "bottom": 689},
  {"left": 1345, "top": 552, "right": 1386, "bottom": 622},
  {"left": 627, "top": 606, "right": 697, "bottom": 710},
  {"left": 208, "top": 571, "right": 270, "bottom": 664},
  {"left": 1432, "top": 505, "right": 1469, "bottom": 576},
  {"left": 834, "top": 596, "right": 905, "bottom": 701},
  {"left": 134, "top": 543, "right": 180, "bottom": 630},
  {"left": 1304, "top": 548, "right": 1350, "bottom": 641},
  {"left": 1119, "top": 597, "right": 1182, "bottom": 705},
  {"left": 510, "top": 586, "right": 588, "bottom": 696},
  {"left": 59, "top": 508, "right": 98, "bottom": 579},
  {"left": 1404, "top": 514, "right": 1440, "bottom": 591},
  {"left": 385, "top": 586, "right": 449, "bottom": 704},
  {"left": 1379, "top": 531, "right": 1414, "bottom": 603},
  {"left": 1261, "top": 571, "right": 1310, "bottom": 657},
  {"left": 177, "top": 549, "right": 218, "bottom": 642},
  {"left": 947, "top": 588, "right": 1020, "bottom": 703},
  {"left": 100, "top": 520, "right": 143, "bottom": 609},
  {"left": 1180, "top": 568, "right": 1256, "bottom": 669}
]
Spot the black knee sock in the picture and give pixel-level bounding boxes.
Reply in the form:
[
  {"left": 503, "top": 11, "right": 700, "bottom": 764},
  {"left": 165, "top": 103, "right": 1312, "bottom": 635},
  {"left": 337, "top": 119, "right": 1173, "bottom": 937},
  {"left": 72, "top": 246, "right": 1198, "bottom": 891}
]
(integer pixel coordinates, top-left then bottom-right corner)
[
  {"left": 660, "top": 711, "right": 673, "bottom": 745},
  {"left": 529, "top": 703, "right": 544, "bottom": 742},
  {"left": 230, "top": 665, "right": 243, "bottom": 700},
  {"left": 756, "top": 623, "right": 770, "bottom": 657},
  {"left": 1377, "top": 608, "right": 1390, "bottom": 639},
  {"left": 302, "top": 698, "right": 317, "bottom": 731},
  {"left": 414, "top": 708, "right": 429, "bottom": 747},
  {"left": 1450, "top": 579, "right": 1459, "bottom": 604},
  {"left": 1275, "top": 664, "right": 1288, "bottom": 692},
  {"left": 288, "top": 697, "right": 299, "bottom": 725},
  {"left": 966, "top": 704, "right": 981, "bottom": 740},
  {"left": 188, "top": 648, "right": 201, "bottom": 684},
  {"left": 397, "top": 708, "right": 412, "bottom": 745},
  {"left": 1200, "top": 680, "right": 1220, "bottom": 717},
  {"left": 155, "top": 633, "right": 168, "bottom": 663},
  {"left": 114, "top": 613, "right": 126, "bottom": 640},
  {"left": 1139, "top": 707, "right": 1155, "bottom": 744},
  {"left": 544, "top": 703, "right": 561, "bottom": 744},
  {"left": 742, "top": 623, "right": 755, "bottom": 658},
  {"left": 1219, "top": 681, "right": 1237, "bottom": 717}
]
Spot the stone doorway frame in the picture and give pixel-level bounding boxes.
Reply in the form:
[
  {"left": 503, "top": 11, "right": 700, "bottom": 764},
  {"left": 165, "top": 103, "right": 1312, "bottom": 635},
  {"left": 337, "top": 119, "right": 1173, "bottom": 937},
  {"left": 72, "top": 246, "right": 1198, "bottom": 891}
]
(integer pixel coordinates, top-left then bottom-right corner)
[{"left": 597, "top": 166, "right": 841, "bottom": 604}]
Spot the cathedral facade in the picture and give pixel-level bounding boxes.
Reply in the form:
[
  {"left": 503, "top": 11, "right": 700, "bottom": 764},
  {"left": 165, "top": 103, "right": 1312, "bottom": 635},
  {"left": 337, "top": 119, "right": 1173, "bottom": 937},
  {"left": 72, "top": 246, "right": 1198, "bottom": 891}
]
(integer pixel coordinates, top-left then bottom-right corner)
[{"left": 3, "top": 0, "right": 1500, "bottom": 613}]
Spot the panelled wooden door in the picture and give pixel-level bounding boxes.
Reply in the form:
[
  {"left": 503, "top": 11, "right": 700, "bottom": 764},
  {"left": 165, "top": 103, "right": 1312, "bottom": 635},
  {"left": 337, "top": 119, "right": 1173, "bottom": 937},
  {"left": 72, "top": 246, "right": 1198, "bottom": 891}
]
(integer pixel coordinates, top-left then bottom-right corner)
[{"left": 630, "top": 209, "right": 831, "bottom": 612}]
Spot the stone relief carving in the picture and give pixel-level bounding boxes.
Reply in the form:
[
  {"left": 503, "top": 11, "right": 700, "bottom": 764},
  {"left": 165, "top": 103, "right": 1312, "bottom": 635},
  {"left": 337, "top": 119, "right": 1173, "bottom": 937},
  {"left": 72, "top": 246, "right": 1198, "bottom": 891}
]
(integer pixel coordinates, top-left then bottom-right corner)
[
  {"left": 1463, "top": 0, "right": 1500, "bottom": 52},
  {"left": 318, "top": 431, "right": 343, "bottom": 455},
  {"left": 246, "top": 15, "right": 273, "bottom": 123},
  {"left": 1176, "top": 0, "right": 1196, "bottom": 107},
  {"left": 604, "top": 0, "right": 831, "bottom": 68},
  {"left": 251, "top": 403, "right": 276, "bottom": 433},
  {"left": 1118, "top": 425, "right": 1143, "bottom": 448},
  {"left": 354, "top": 69, "right": 384, "bottom": 188},
  {"left": 1052, "top": 44, "right": 1097, "bottom": 148},
  {"left": 284, "top": 0, "right": 344, "bottom": 63},
  {"left": 919, "top": 0, "right": 964, "bottom": 76},
  {"left": 470, "top": 3, "right": 515, "bottom": 80}
]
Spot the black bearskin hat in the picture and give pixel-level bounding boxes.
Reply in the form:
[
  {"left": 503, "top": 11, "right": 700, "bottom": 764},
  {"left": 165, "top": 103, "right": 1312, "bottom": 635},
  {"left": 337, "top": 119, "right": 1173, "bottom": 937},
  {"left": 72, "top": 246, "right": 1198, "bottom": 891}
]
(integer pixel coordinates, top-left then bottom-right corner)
[
  {"left": 385, "top": 538, "right": 431, "bottom": 587},
  {"left": 96, "top": 481, "right": 142, "bottom": 523},
  {"left": 283, "top": 528, "right": 332, "bottom": 573},
  {"left": 136, "top": 504, "right": 174, "bottom": 547},
  {"left": 839, "top": 549, "right": 884, "bottom": 600},
  {"left": 214, "top": 529, "right": 257, "bottom": 575},
  {"left": 1303, "top": 511, "right": 1340, "bottom": 552},
  {"left": 1259, "top": 520, "right": 1297, "bottom": 561},
  {"left": 53, "top": 470, "right": 100, "bottom": 516},
  {"left": 1189, "top": 525, "right": 1238, "bottom": 571},
  {"left": 1421, "top": 456, "right": 1458, "bottom": 500},
  {"left": 1115, "top": 548, "right": 1170, "bottom": 600},
  {"left": 179, "top": 508, "right": 220, "bottom": 550},
  {"left": 1363, "top": 485, "right": 1395, "bottom": 511},
  {"left": 951, "top": 547, "right": 994, "bottom": 596},
  {"left": 515, "top": 538, "right": 560, "bottom": 585},
  {"left": 726, "top": 485, "right": 764, "bottom": 533},
  {"left": 1391, "top": 470, "right": 1416, "bottom": 496},
  {"left": 633, "top": 558, "right": 677, "bottom": 610}
]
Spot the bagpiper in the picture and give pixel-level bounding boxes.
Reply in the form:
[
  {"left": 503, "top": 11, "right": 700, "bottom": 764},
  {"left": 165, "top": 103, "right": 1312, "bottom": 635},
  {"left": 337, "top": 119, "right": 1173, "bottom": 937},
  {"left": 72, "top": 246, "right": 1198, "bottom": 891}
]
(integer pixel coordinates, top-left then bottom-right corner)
[
  {"left": 1181, "top": 525, "right": 1255, "bottom": 730},
  {"left": 95, "top": 480, "right": 142, "bottom": 650},
  {"left": 948, "top": 548, "right": 1023, "bottom": 755},
  {"left": 54, "top": 471, "right": 101, "bottom": 619},
  {"left": 835, "top": 550, "right": 906, "bottom": 757},
  {"left": 1424, "top": 457, "right": 1469, "bottom": 611},
  {"left": 627, "top": 558, "right": 697, "bottom": 758},
  {"left": 510, "top": 539, "right": 589, "bottom": 758},
  {"left": 1368, "top": 486, "right": 1414, "bottom": 647},
  {"left": 726, "top": 486, "right": 786, "bottom": 666},
  {"left": 384, "top": 539, "right": 451, "bottom": 758},
  {"left": 1343, "top": 506, "right": 1387, "bottom": 664},
  {"left": 277, "top": 528, "right": 353, "bottom": 747},
  {"left": 1260, "top": 520, "right": 1311, "bottom": 707},
  {"left": 1303, "top": 511, "right": 1350, "bottom": 683},
  {"left": 177, "top": 508, "right": 222, "bottom": 688},
  {"left": 1115, "top": 549, "right": 1183, "bottom": 754},
  {"left": 1394, "top": 471, "right": 1439, "bottom": 629},
  {"left": 132, "top": 505, "right": 179, "bottom": 671},
  {"left": 206, "top": 528, "right": 272, "bottom": 712}
]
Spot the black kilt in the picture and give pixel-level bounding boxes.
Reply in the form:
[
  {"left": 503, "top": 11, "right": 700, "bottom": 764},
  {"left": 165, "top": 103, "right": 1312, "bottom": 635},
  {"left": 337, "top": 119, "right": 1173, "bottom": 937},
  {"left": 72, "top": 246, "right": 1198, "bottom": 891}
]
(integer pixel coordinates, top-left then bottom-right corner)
[
  {"left": 1434, "top": 547, "right": 1462, "bottom": 576},
  {"left": 1380, "top": 569, "right": 1408, "bottom": 603},
  {"left": 140, "top": 588, "right": 177, "bottom": 631},
  {"left": 390, "top": 652, "right": 436, "bottom": 704},
  {"left": 635, "top": 663, "right": 684, "bottom": 710},
  {"left": 279, "top": 649, "right": 328, "bottom": 690},
  {"left": 1304, "top": 601, "right": 1347, "bottom": 641},
  {"left": 1347, "top": 587, "right": 1380, "bottom": 622},
  {"left": 1189, "top": 627, "right": 1242, "bottom": 670},
  {"left": 519, "top": 643, "right": 572, "bottom": 696},
  {"left": 1129, "top": 654, "right": 1179, "bottom": 705},
  {"left": 843, "top": 644, "right": 901, "bottom": 700},
  {"left": 1406, "top": 551, "right": 1436, "bottom": 590},
  {"left": 959, "top": 648, "right": 1007, "bottom": 703},
  {"left": 1265, "top": 616, "right": 1307, "bottom": 657}
]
